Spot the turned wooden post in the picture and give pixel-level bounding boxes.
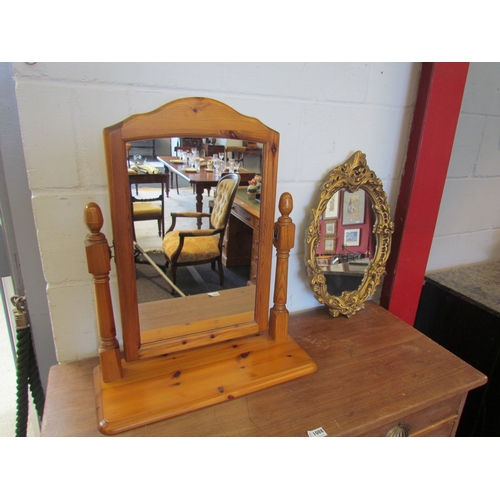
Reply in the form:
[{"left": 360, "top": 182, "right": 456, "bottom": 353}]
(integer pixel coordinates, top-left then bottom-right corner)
[
  {"left": 269, "top": 193, "right": 295, "bottom": 341},
  {"left": 84, "top": 202, "right": 123, "bottom": 382}
]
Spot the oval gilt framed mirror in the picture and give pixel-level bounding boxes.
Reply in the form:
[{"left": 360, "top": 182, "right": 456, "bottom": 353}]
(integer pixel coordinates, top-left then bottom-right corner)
[
  {"left": 104, "top": 97, "right": 279, "bottom": 361},
  {"left": 305, "top": 151, "right": 394, "bottom": 317}
]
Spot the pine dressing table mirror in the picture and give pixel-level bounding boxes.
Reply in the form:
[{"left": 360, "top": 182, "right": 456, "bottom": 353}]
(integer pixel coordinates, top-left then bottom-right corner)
[
  {"left": 305, "top": 151, "right": 394, "bottom": 317},
  {"left": 84, "top": 97, "right": 316, "bottom": 435}
]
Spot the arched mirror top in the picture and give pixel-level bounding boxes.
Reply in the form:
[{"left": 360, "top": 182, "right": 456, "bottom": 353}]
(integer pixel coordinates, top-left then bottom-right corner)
[
  {"left": 104, "top": 97, "right": 279, "bottom": 361},
  {"left": 305, "top": 151, "right": 394, "bottom": 318}
]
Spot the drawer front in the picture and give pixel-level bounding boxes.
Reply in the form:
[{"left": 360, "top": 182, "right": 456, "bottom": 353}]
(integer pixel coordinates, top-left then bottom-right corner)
[
  {"left": 412, "top": 417, "right": 457, "bottom": 437},
  {"left": 357, "top": 393, "right": 465, "bottom": 437},
  {"left": 222, "top": 214, "right": 253, "bottom": 267},
  {"left": 232, "top": 203, "right": 258, "bottom": 229}
]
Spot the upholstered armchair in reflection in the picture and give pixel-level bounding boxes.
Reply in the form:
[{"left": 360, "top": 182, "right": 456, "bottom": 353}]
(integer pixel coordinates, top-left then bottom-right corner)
[{"left": 162, "top": 173, "right": 240, "bottom": 285}]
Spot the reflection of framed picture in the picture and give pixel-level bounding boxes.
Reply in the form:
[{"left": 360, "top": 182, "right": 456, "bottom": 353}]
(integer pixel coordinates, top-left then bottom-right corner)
[
  {"left": 344, "top": 228, "right": 360, "bottom": 247},
  {"left": 324, "top": 192, "right": 339, "bottom": 219},
  {"left": 325, "top": 220, "right": 337, "bottom": 236},
  {"left": 316, "top": 257, "right": 329, "bottom": 271},
  {"left": 317, "top": 257, "right": 328, "bottom": 266},
  {"left": 324, "top": 238, "right": 335, "bottom": 253},
  {"left": 342, "top": 190, "right": 365, "bottom": 225}
]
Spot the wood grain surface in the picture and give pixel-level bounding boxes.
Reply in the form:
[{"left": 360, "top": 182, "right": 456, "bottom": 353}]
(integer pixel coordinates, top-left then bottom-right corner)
[{"left": 42, "top": 302, "right": 486, "bottom": 437}]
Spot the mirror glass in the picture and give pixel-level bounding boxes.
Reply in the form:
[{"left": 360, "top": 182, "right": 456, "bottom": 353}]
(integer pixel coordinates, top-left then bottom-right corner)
[
  {"left": 104, "top": 97, "right": 279, "bottom": 362},
  {"left": 315, "top": 188, "right": 376, "bottom": 296},
  {"left": 305, "top": 151, "right": 394, "bottom": 317},
  {"left": 128, "top": 138, "right": 264, "bottom": 348}
]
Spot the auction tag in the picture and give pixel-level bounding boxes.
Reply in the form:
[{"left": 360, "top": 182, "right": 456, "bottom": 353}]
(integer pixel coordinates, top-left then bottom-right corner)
[{"left": 307, "top": 427, "right": 328, "bottom": 437}]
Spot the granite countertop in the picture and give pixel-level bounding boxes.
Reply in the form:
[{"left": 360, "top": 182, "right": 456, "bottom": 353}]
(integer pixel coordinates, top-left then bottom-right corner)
[{"left": 426, "top": 261, "right": 500, "bottom": 317}]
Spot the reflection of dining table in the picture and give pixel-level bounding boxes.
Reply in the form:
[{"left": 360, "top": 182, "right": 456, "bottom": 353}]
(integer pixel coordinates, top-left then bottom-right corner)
[{"left": 157, "top": 156, "right": 255, "bottom": 228}]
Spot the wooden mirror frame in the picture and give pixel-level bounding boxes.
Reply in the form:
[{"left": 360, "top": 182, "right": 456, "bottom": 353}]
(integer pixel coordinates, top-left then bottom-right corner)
[
  {"left": 305, "top": 151, "right": 394, "bottom": 317},
  {"left": 104, "top": 97, "right": 279, "bottom": 362}
]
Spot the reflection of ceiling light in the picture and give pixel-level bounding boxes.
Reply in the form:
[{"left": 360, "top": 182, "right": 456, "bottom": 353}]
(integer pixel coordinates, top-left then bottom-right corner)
[{"left": 331, "top": 257, "right": 339, "bottom": 265}]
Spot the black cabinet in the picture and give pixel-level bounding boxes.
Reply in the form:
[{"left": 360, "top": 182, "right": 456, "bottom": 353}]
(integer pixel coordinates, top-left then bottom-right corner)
[{"left": 414, "top": 261, "right": 500, "bottom": 436}]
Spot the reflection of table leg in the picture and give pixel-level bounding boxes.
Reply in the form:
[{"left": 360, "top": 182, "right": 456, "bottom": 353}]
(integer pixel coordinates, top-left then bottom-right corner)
[{"left": 195, "top": 185, "right": 204, "bottom": 229}]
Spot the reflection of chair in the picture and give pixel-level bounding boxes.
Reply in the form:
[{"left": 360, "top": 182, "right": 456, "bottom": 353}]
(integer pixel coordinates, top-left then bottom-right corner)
[
  {"left": 225, "top": 146, "right": 245, "bottom": 162},
  {"left": 129, "top": 173, "right": 168, "bottom": 238},
  {"left": 162, "top": 173, "right": 240, "bottom": 285},
  {"left": 207, "top": 145, "right": 225, "bottom": 158}
]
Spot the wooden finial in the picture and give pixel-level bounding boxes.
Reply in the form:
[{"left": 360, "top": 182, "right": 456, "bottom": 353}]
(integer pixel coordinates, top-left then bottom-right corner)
[
  {"left": 278, "top": 192, "right": 293, "bottom": 219},
  {"left": 84, "top": 202, "right": 104, "bottom": 235}
]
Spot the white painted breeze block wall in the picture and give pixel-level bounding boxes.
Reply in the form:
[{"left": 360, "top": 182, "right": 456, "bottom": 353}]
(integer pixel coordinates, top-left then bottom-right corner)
[
  {"left": 12, "top": 62, "right": 419, "bottom": 362},
  {"left": 427, "top": 62, "right": 500, "bottom": 271}
]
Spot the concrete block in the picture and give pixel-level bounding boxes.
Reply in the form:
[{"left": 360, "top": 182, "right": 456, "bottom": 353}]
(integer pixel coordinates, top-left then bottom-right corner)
[
  {"left": 223, "top": 62, "right": 371, "bottom": 103},
  {"left": 31, "top": 191, "right": 112, "bottom": 284},
  {"left": 476, "top": 115, "right": 500, "bottom": 177},
  {"left": 367, "top": 62, "right": 420, "bottom": 107},
  {"left": 460, "top": 63, "right": 500, "bottom": 116},
  {"left": 47, "top": 283, "right": 99, "bottom": 362},
  {"left": 448, "top": 113, "right": 485, "bottom": 177},
  {"left": 435, "top": 178, "right": 500, "bottom": 236},
  {"left": 15, "top": 81, "right": 79, "bottom": 189}
]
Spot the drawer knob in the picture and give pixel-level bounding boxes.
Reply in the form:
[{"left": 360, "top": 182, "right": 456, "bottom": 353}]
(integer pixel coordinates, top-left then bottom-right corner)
[{"left": 386, "top": 423, "right": 410, "bottom": 437}]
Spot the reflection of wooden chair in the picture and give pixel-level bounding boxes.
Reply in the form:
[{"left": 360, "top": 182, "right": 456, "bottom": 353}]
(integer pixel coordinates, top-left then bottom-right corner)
[
  {"left": 129, "top": 173, "right": 168, "bottom": 238},
  {"left": 207, "top": 145, "right": 225, "bottom": 158},
  {"left": 162, "top": 173, "right": 240, "bottom": 285},
  {"left": 226, "top": 146, "right": 245, "bottom": 162}
]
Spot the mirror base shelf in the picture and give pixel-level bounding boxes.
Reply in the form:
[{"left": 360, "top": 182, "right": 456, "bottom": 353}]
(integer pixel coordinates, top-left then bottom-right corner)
[{"left": 93, "top": 332, "right": 316, "bottom": 435}]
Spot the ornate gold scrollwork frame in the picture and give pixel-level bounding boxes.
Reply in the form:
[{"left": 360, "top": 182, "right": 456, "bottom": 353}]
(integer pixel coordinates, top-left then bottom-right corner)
[{"left": 305, "top": 151, "right": 394, "bottom": 317}]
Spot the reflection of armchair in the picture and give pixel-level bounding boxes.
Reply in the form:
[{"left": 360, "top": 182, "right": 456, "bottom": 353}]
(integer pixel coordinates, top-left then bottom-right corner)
[
  {"left": 162, "top": 173, "right": 240, "bottom": 285},
  {"left": 129, "top": 173, "right": 168, "bottom": 238}
]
